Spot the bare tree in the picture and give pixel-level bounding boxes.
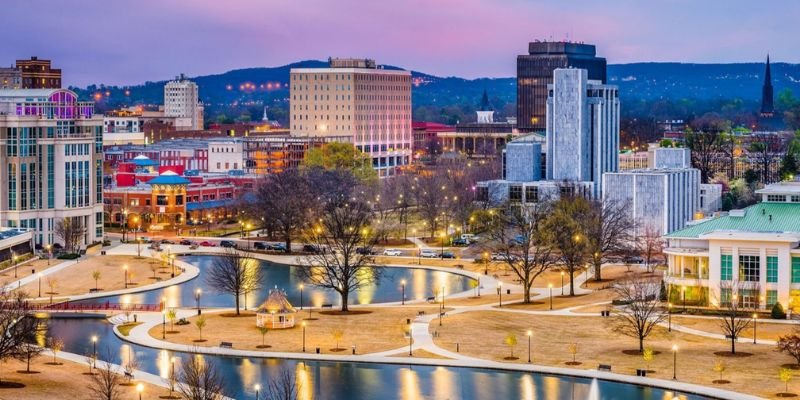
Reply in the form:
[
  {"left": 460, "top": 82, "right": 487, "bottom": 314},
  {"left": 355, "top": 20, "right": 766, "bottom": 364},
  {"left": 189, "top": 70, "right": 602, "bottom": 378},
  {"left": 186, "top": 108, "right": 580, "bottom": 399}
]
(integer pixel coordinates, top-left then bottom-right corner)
[
  {"left": 178, "top": 355, "right": 226, "bottom": 400},
  {"left": 0, "top": 291, "right": 40, "bottom": 384},
  {"left": 47, "top": 336, "right": 63, "bottom": 365},
  {"left": 122, "top": 355, "right": 140, "bottom": 385},
  {"left": 88, "top": 349, "right": 123, "bottom": 400},
  {"left": 54, "top": 217, "right": 83, "bottom": 254},
  {"left": 205, "top": 249, "right": 263, "bottom": 315},
  {"left": 266, "top": 367, "right": 298, "bottom": 400},
  {"left": 609, "top": 273, "right": 667, "bottom": 353},
  {"left": 253, "top": 170, "right": 316, "bottom": 251},
  {"left": 483, "top": 201, "right": 556, "bottom": 303},
  {"left": 584, "top": 199, "right": 633, "bottom": 281},
  {"left": 413, "top": 172, "right": 449, "bottom": 237},
  {"left": 19, "top": 341, "right": 43, "bottom": 373},
  {"left": 638, "top": 225, "right": 665, "bottom": 273},
  {"left": 778, "top": 333, "right": 800, "bottom": 366},
  {"left": 685, "top": 113, "right": 731, "bottom": 183},
  {"left": 543, "top": 194, "right": 590, "bottom": 296},
  {"left": 297, "top": 199, "right": 382, "bottom": 312},
  {"left": 716, "top": 280, "right": 755, "bottom": 355}
]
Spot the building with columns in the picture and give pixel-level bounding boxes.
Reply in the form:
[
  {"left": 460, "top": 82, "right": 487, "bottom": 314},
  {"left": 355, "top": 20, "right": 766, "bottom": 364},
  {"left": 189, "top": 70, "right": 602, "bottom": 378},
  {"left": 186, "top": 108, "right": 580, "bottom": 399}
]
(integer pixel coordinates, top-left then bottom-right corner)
[
  {"left": 0, "top": 88, "right": 104, "bottom": 249},
  {"left": 664, "top": 181, "right": 800, "bottom": 310}
]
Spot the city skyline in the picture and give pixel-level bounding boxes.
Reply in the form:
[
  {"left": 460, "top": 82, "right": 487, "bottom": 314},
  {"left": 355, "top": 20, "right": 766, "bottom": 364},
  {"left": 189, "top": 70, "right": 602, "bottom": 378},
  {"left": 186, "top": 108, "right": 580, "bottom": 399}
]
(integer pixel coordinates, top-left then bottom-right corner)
[{"left": 1, "top": 0, "right": 797, "bottom": 86}]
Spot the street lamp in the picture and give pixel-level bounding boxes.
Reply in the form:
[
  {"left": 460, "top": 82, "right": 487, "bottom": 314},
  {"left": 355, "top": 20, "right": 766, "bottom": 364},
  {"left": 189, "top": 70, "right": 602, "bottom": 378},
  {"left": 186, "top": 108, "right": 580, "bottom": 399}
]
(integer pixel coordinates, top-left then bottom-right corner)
[
  {"left": 753, "top": 313, "right": 758, "bottom": 344},
  {"left": 548, "top": 283, "right": 554, "bottom": 310},
  {"left": 12, "top": 253, "right": 18, "bottom": 278},
  {"left": 254, "top": 383, "right": 261, "bottom": 400},
  {"left": 401, "top": 279, "right": 406, "bottom": 305},
  {"left": 122, "top": 208, "right": 129, "bottom": 242},
  {"left": 483, "top": 251, "right": 489, "bottom": 275},
  {"left": 195, "top": 288, "right": 202, "bottom": 310},
  {"left": 123, "top": 265, "right": 129, "bottom": 289},
  {"left": 162, "top": 297, "right": 167, "bottom": 339},
  {"left": 37, "top": 273, "right": 42, "bottom": 297},
  {"left": 527, "top": 330, "right": 532, "bottom": 363},
  {"left": 439, "top": 232, "right": 446, "bottom": 259},
  {"left": 46, "top": 244, "right": 52, "bottom": 266},
  {"left": 560, "top": 271, "right": 565, "bottom": 296},
  {"left": 671, "top": 344, "right": 678, "bottom": 380},
  {"left": 170, "top": 357, "right": 176, "bottom": 396},
  {"left": 301, "top": 321, "right": 307, "bottom": 352},
  {"left": 668, "top": 303, "right": 672, "bottom": 332},
  {"left": 299, "top": 284, "right": 304, "bottom": 310},
  {"left": 91, "top": 335, "right": 98, "bottom": 358},
  {"left": 170, "top": 254, "right": 176, "bottom": 277},
  {"left": 136, "top": 383, "right": 144, "bottom": 400},
  {"left": 498, "top": 282, "right": 503, "bottom": 308},
  {"left": 681, "top": 286, "right": 687, "bottom": 312}
]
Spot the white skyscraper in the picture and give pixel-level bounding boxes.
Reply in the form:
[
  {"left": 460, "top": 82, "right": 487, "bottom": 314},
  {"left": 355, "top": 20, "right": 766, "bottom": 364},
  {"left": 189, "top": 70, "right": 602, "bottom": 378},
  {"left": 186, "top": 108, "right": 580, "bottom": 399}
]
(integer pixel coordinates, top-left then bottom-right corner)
[
  {"left": 164, "top": 74, "right": 203, "bottom": 130},
  {"left": 546, "top": 68, "right": 619, "bottom": 198}
]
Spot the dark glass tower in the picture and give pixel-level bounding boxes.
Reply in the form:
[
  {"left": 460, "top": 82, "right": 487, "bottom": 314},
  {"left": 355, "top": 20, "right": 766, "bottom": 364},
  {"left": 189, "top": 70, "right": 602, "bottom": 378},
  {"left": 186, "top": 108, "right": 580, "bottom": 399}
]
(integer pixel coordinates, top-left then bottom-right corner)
[
  {"left": 760, "top": 55, "right": 774, "bottom": 117},
  {"left": 516, "top": 42, "right": 607, "bottom": 132}
]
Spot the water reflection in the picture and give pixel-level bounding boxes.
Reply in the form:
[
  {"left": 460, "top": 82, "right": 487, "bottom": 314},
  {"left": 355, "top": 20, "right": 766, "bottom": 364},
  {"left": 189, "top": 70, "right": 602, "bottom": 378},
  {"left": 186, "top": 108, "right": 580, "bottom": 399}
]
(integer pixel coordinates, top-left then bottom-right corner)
[{"left": 75, "top": 255, "right": 474, "bottom": 309}]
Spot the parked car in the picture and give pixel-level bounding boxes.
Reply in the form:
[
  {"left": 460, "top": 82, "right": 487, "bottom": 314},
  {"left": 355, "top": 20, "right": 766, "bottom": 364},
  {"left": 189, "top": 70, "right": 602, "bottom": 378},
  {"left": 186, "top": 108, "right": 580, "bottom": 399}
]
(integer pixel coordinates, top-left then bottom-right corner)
[
  {"left": 624, "top": 256, "right": 644, "bottom": 264},
  {"left": 356, "top": 247, "right": 377, "bottom": 255},
  {"left": 303, "top": 244, "right": 321, "bottom": 254},
  {"left": 268, "top": 243, "right": 288, "bottom": 252},
  {"left": 160, "top": 239, "right": 175, "bottom": 244},
  {"left": 420, "top": 249, "right": 438, "bottom": 258},
  {"left": 383, "top": 248, "right": 402, "bottom": 256},
  {"left": 147, "top": 243, "right": 161, "bottom": 250},
  {"left": 460, "top": 234, "right": 479, "bottom": 242},
  {"left": 179, "top": 239, "right": 192, "bottom": 246},
  {"left": 189, "top": 243, "right": 199, "bottom": 250},
  {"left": 199, "top": 241, "right": 215, "bottom": 247},
  {"left": 440, "top": 251, "right": 456, "bottom": 259},
  {"left": 220, "top": 240, "right": 237, "bottom": 248},
  {"left": 491, "top": 252, "right": 519, "bottom": 261},
  {"left": 254, "top": 242, "right": 268, "bottom": 250},
  {"left": 452, "top": 238, "right": 468, "bottom": 246}
]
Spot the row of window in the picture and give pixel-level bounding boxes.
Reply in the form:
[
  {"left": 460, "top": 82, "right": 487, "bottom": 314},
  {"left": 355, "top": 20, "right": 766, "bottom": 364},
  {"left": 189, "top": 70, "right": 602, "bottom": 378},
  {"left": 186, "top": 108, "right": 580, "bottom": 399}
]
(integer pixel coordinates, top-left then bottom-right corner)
[
  {"left": 721, "top": 255, "right": 800, "bottom": 283},
  {"left": 767, "top": 194, "right": 800, "bottom": 203},
  {"left": 65, "top": 143, "right": 90, "bottom": 156}
]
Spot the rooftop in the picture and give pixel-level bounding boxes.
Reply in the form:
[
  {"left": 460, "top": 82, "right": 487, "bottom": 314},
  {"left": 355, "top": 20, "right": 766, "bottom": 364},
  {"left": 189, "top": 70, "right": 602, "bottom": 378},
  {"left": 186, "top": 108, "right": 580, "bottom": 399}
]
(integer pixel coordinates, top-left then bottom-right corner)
[
  {"left": 666, "top": 202, "right": 800, "bottom": 239},
  {"left": 755, "top": 181, "right": 800, "bottom": 195}
]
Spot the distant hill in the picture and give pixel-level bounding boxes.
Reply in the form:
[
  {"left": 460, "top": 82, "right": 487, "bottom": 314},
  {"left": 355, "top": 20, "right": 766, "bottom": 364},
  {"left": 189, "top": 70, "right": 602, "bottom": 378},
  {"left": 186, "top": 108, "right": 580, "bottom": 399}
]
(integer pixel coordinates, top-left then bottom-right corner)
[{"left": 71, "top": 60, "right": 800, "bottom": 123}]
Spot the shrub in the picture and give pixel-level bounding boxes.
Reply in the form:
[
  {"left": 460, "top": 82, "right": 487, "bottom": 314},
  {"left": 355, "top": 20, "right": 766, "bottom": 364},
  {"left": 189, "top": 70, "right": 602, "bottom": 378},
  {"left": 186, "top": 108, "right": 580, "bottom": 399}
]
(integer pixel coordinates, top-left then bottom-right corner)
[
  {"left": 773, "top": 302, "right": 787, "bottom": 320},
  {"left": 57, "top": 253, "right": 80, "bottom": 260}
]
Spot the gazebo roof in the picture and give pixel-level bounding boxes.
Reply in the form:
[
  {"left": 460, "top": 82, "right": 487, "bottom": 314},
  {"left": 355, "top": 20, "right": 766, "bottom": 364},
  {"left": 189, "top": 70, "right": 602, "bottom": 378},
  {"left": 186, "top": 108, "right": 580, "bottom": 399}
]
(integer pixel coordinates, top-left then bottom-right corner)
[{"left": 256, "top": 288, "right": 297, "bottom": 314}]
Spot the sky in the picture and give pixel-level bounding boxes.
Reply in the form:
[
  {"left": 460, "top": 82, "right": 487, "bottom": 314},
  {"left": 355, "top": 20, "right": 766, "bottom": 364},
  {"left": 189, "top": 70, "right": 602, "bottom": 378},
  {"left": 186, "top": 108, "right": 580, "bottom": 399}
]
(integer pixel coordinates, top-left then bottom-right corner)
[{"left": 1, "top": 0, "right": 796, "bottom": 87}]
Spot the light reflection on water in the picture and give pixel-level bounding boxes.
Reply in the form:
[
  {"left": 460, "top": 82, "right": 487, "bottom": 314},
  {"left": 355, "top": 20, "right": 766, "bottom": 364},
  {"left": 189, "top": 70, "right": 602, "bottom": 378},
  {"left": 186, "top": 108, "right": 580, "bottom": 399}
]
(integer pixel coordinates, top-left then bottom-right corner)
[
  {"left": 47, "top": 317, "right": 705, "bottom": 400},
  {"left": 75, "top": 255, "right": 474, "bottom": 309}
]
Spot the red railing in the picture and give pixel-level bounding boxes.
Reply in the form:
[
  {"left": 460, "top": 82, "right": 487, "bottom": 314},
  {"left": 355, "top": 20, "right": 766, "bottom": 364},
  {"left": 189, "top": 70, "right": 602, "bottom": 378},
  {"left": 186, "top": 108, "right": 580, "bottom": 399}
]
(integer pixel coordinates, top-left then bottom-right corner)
[{"left": 42, "top": 301, "right": 164, "bottom": 312}]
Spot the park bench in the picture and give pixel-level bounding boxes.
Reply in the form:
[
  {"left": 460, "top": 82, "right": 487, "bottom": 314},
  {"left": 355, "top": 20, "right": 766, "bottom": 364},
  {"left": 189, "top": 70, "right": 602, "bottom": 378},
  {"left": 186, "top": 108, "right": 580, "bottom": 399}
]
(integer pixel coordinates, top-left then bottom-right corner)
[
  {"left": 219, "top": 341, "right": 233, "bottom": 349},
  {"left": 321, "top": 304, "right": 333, "bottom": 309},
  {"left": 598, "top": 364, "right": 612, "bottom": 372}
]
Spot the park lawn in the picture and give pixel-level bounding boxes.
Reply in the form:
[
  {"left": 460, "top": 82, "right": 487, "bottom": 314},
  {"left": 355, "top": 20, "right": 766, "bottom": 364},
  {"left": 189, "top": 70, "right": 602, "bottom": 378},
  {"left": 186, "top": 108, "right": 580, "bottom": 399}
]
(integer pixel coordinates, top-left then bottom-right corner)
[
  {"left": 497, "top": 289, "right": 615, "bottom": 311},
  {"left": 672, "top": 316, "right": 798, "bottom": 342},
  {"left": 0, "top": 355, "right": 163, "bottom": 400},
  {"left": 15, "top": 255, "right": 179, "bottom": 300},
  {"left": 149, "top": 306, "right": 443, "bottom": 355},
  {"left": 0, "top": 259, "right": 63, "bottom": 284},
  {"left": 433, "top": 310, "right": 796, "bottom": 399}
]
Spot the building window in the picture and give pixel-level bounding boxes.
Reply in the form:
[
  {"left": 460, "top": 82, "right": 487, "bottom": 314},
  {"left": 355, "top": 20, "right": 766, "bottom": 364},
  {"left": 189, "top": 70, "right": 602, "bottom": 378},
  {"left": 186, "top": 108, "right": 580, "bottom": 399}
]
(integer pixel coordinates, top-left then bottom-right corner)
[
  {"left": 560, "top": 186, "right": 574, "bottom": 197},
  {"left": 767, "top": 290, "right": 778, "bottom": 307},
  {"left": 175, "top": 195, "right": 184, "bottom": 205},
  {"left": 792, "top": 195, "right": 800, "bottom": 203},
  {"left": 130, "top": 199, "right": 139, "bottom": 206},
  {"left": 739, "top": 255, "right": 759, "bottom": 282},
  {"left": 767, "top": 256, "right": 778, "bottom": 283},
  {"left": 720, "top": 288, "right": 732, "bottom": 306},
  {"left": 509, "top": 185, "right": 522, "bottom": 202},
  {"left": 525, "top": 187, "right": 538, "bottom": 203},
  {"left": 767, "top": 195, "right": 786, "bottom": 202},
  {"left": 793, "top": 257, "right": 800, "bottom": 283},
  {"left": 720, "top": 254, "right": 733, "bottom": 281}
]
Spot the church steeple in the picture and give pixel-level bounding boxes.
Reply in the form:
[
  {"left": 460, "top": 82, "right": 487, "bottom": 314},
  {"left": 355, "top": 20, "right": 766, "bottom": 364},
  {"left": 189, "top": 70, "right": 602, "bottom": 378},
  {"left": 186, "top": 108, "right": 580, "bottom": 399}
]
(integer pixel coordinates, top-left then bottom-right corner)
[{"left": 761, "top": 54, "right": 774, "bottom": 117}]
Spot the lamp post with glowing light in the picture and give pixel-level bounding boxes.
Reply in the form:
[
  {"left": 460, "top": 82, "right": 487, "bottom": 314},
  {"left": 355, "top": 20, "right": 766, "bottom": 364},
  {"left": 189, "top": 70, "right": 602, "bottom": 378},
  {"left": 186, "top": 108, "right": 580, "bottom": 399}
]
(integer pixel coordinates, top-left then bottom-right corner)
[
  {"left": 498, "top": 282, "right": 503, "bottom": 308},
  {"left": 560, "top": 271, "right": 565, "bottom": 295},
  {"left": 672, "top": 344, "right": 678, "bottom": 380},
  {"left": 170, "top": 254, "right": 176, "bottom": 277},
  {"left": 195, "top": 288, "right": 202, "bottom": 311},
  {"left": 254, "top": 383, "right": 261, "bottom": 400},
  {"left": 136, "top": 383, "right": 144, "bottom": 400},
  {"left": 91, "top": 335, "right": 98, "bottom": 359},
  {"left": 548, "top": 283, "right": 554, "bottom": 310},
  {"left": 37, "top": 273, "right": 42, "bottom": 297},
  {"left": 439, "top": 232, "right": 446, "bottom": 259},
  {"left": 401, "top": 280, "right": 406, "bottom": 305},
  {"left": 46, "top": 244, "right": 51, "bottom": 266},
  {"left": 527, "top": 330, "right": 532, "bottom": 363},
  {"left": 668, "top": 303, "right": 672, "bottom": 332},
  {"left": 681, "top": 286, "right": 686, "bottom": 311},
  {"left": 123, "top": 265, "right": 129, "bottom": 289},
  {"left": 170, "top": 357, "right": 177, "bottom": 396},
  {"left": 162, "top": 297, "right": 167, "bottom": 339},
  {"left": 753, "top": 313, "right": 758, "bottom": 344}
]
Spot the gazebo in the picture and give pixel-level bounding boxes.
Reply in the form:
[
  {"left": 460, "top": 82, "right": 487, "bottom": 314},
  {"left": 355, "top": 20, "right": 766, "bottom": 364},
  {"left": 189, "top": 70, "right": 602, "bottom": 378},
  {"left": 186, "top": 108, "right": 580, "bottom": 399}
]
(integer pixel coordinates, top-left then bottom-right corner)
[{"left": 256, "top": 288, "right": 297, "bottom": 329}]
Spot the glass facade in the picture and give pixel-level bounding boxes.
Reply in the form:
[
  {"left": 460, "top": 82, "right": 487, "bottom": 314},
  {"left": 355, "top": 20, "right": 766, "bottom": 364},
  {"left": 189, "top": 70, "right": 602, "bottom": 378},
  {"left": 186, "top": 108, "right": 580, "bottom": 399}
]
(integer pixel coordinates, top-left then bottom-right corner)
[
  {"left": 767, "top": 290, "right": 778, "bottom": 307},
  {"left": 793, "top": 257, "right": 800, "bottom": 283},
  {"left": 721, "top": 254, "right": 733, "bottom": 281},
  {"left": 739, "top": 255, "right": 760, "bottom": 282},
  {"left": 767, "top": 256, "right": 778, "bottom": 283}
]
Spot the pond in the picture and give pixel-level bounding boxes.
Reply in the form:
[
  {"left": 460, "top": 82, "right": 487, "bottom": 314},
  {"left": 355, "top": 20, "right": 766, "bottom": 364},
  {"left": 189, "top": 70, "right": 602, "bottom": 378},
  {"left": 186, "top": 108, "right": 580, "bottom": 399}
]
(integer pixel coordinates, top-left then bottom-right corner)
[
  {"left": 76, "top": 255, "right": 476, "bottom": 309},
  {"left": 47, "top": 318, "right": 706, "bottom": 400}
]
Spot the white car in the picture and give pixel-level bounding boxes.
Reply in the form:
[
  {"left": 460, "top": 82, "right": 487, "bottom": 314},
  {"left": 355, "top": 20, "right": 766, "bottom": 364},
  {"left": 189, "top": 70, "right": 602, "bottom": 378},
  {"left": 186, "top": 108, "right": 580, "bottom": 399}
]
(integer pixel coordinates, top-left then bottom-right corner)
[
  {"left": 383, "top": 248, "right": 402, "bottom": 256},
  {"left": 420, "top": 249, "right": 439, "bottom": 258}
]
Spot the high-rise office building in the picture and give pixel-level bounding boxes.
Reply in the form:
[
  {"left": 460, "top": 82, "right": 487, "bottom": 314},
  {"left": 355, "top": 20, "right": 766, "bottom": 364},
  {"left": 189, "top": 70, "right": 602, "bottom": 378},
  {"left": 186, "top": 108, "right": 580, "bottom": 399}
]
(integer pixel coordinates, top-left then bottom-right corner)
[
  {"left": 290, "top": 58, "right": 412, "bottom": 176},
  {"left": 164, "top": 74, "right": 203, "bottom": 130},
  {"left": 517, "top": 41, "right": 606, "bottom": 132},
  {"left": 15, "top": 57, "right": 62, "bottom": 89},
  {"left": 0, "top": 88, "right": 104, "bottom": 248},
  {"left": 546, "top": 68, "right": 619, "bottom": 198}
]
